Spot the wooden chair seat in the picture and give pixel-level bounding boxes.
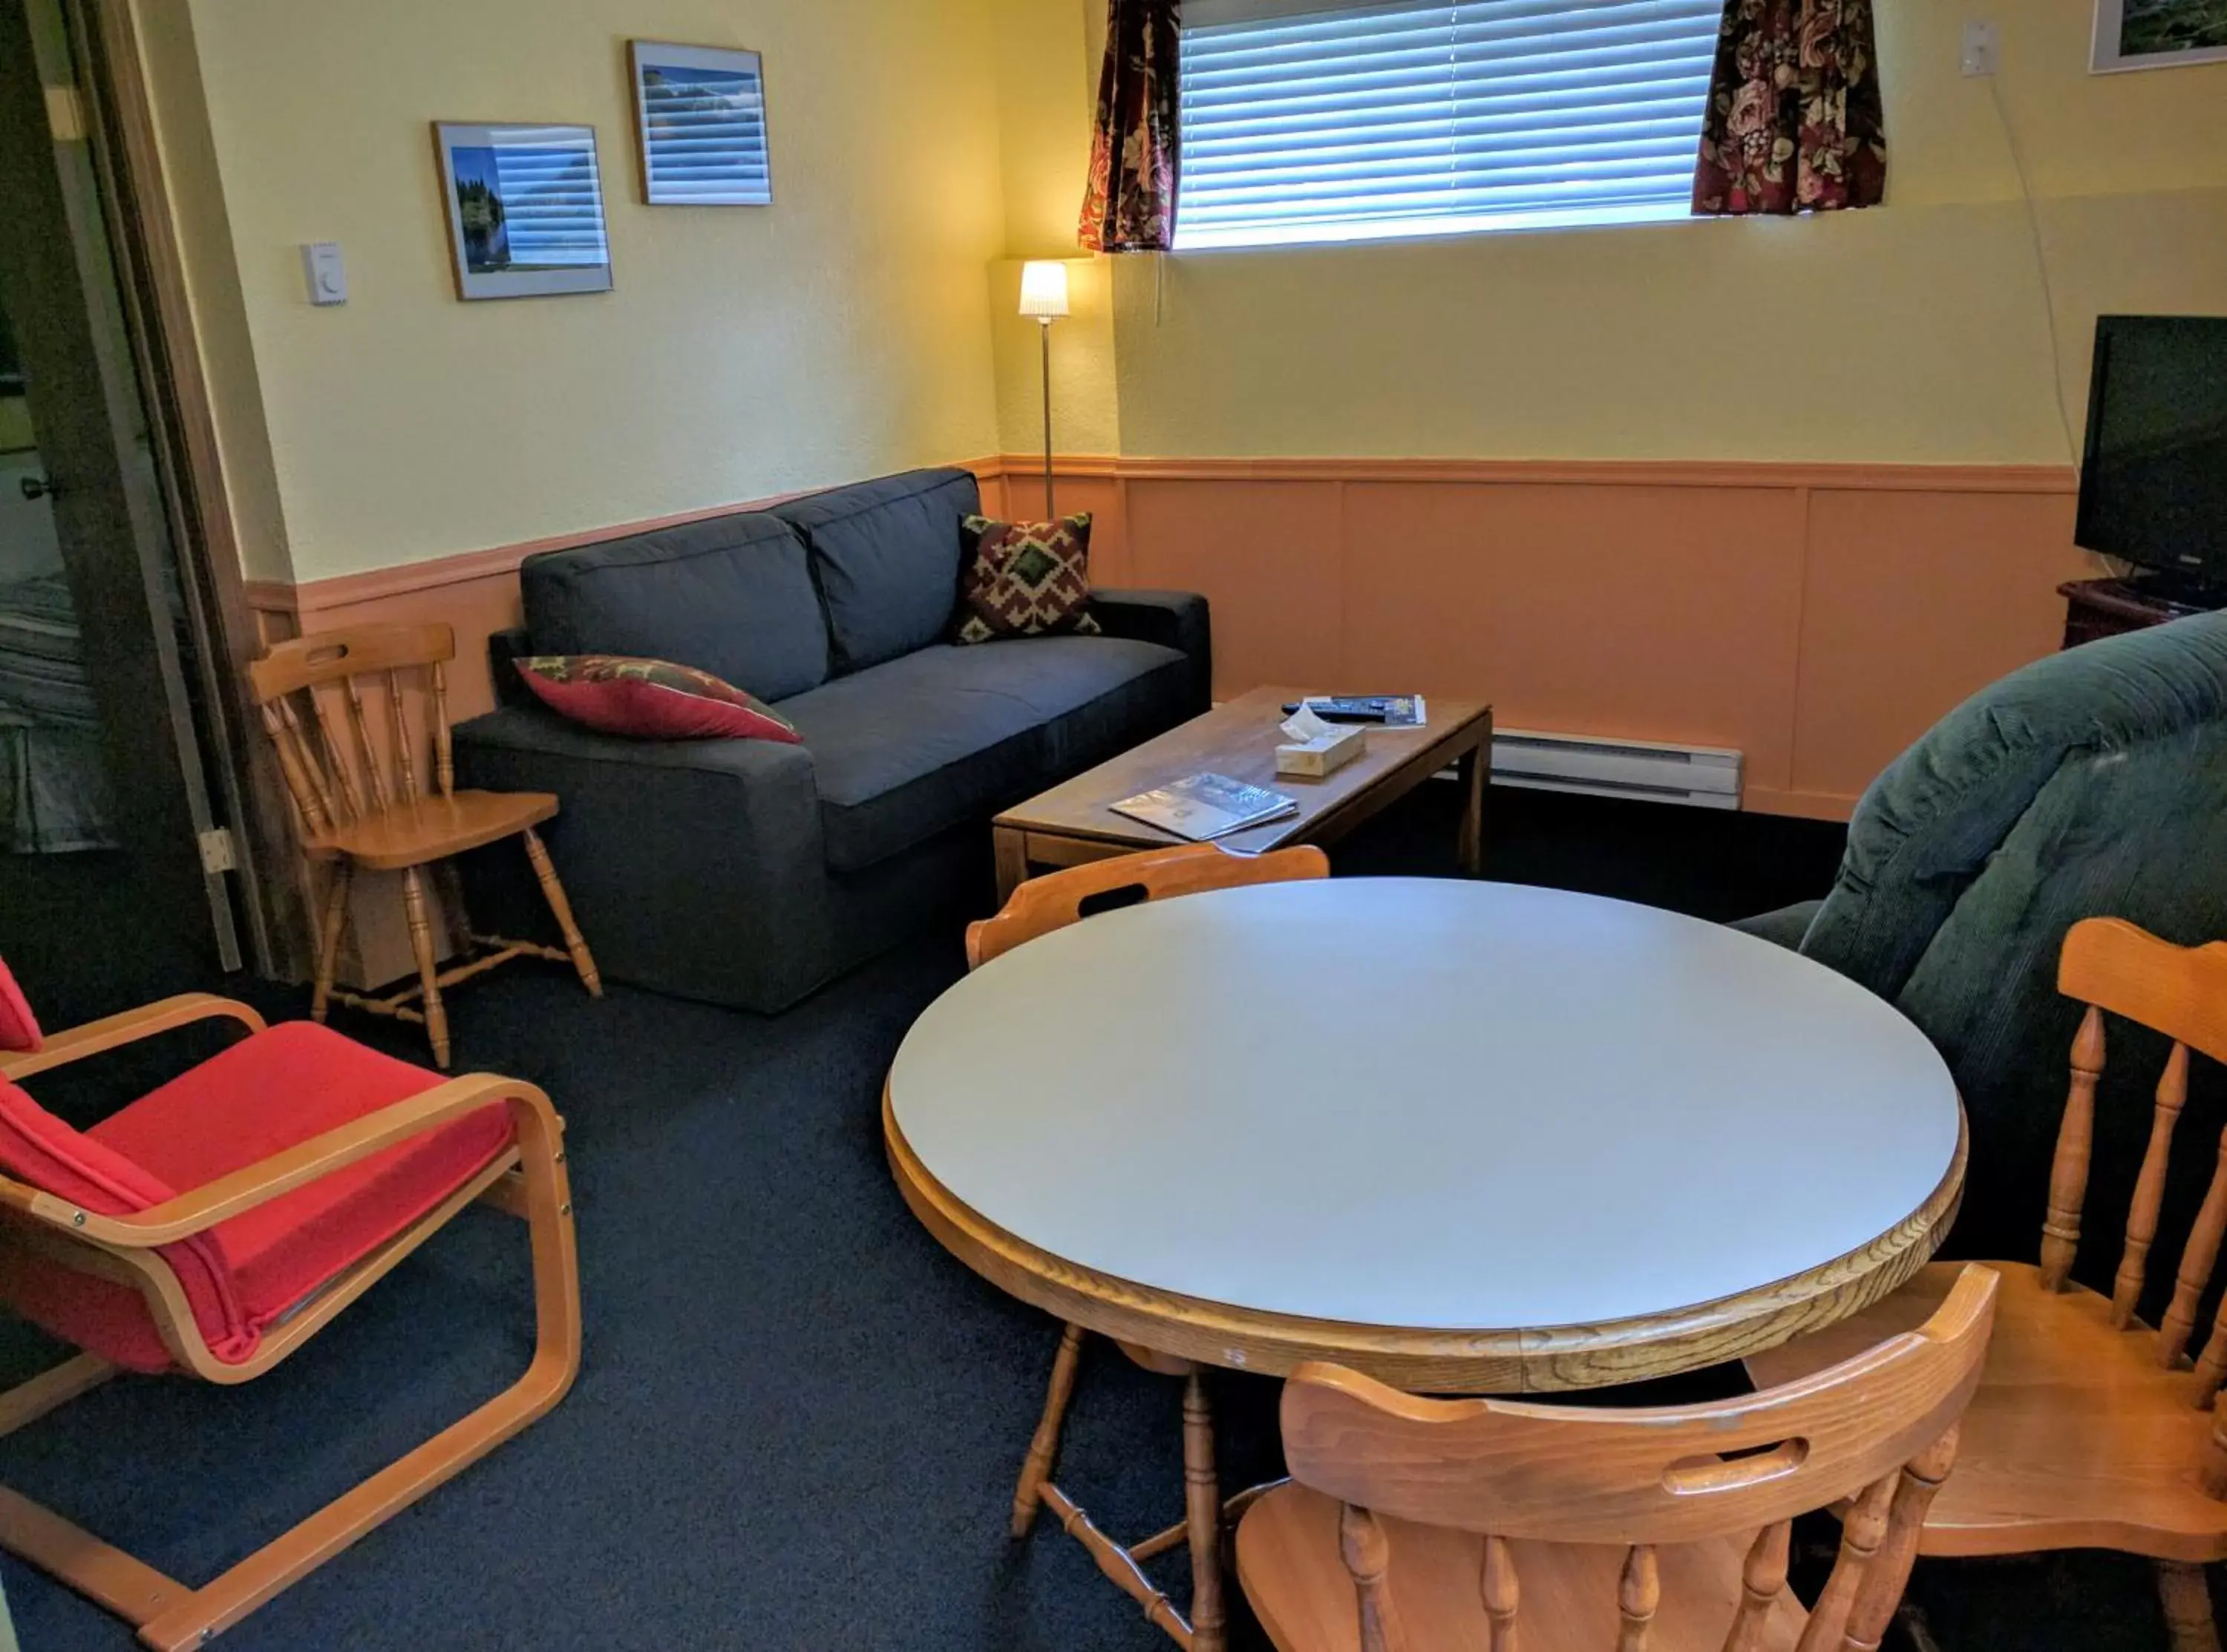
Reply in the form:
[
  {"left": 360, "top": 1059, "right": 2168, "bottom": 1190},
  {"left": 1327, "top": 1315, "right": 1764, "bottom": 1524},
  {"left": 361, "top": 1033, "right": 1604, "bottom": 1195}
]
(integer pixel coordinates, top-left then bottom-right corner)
[
  {"left": 1237, "top": 1484, "right": 1809, "bottom": 1652},
  {"left": 1747, "top": 1259, "right": 2227, "bottom": 1563},
  {"left": 303, "top": 789, "right": 560, "bottom": 871}
]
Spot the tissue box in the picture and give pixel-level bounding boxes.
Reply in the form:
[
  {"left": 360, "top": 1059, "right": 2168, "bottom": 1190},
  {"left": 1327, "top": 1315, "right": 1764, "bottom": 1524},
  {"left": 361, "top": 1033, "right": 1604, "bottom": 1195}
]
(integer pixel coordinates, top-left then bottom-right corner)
[{"left": 1276, "top": 723, "right": 1367, "bottom": 779}]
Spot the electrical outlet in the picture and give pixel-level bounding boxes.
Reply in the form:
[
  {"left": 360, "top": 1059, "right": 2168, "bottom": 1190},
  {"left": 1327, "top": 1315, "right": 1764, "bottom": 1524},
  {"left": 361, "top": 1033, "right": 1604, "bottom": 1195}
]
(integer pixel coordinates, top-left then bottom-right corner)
[{"left": 1962, "top": 19, "right": 2000, "bottom": 76}]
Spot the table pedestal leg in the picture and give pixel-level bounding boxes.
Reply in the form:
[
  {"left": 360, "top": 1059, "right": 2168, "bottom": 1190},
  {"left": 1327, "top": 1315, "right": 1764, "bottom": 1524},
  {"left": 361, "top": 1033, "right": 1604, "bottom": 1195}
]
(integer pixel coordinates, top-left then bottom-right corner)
[{"left": 1184, "top": 1369, "right": 1226, "bottom": 1652}]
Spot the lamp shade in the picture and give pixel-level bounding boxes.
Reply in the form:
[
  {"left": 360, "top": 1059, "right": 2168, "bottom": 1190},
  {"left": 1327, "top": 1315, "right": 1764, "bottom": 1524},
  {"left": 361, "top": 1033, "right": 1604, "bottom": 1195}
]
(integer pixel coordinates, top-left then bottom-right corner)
[{"left": 1018, "top": 260, "right": 1070, "bottom": 320}]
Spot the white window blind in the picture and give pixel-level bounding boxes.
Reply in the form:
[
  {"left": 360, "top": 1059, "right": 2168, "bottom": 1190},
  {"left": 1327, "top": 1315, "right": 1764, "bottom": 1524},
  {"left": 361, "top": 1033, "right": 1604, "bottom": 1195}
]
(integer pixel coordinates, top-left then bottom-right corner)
[{"left": 1176, "top": 0, "right": 1721, "bottom": 249}]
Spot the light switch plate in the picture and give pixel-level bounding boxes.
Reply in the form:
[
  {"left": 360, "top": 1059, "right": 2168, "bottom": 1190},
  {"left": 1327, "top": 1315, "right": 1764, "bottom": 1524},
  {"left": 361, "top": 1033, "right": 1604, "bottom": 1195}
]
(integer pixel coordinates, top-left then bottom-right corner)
[
  {"left": 301, "top": 241, "right": 347, "bottom": 306},
  {"left": 1961, "top": 19, "right": 1999, "bottom": 76}
]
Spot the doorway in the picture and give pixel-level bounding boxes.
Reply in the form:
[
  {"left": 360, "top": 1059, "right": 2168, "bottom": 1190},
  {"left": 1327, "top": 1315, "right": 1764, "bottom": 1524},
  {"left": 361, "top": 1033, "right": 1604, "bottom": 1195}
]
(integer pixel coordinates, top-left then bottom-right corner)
[{"left": 0, "top": 0, "right": 252, "bottom": 1025}]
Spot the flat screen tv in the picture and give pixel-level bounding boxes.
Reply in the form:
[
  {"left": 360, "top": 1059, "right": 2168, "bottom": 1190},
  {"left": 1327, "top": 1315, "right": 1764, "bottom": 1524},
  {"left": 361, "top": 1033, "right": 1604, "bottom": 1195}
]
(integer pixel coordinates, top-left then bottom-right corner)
[{"left": 2076, "top": 315, "right": 2227, "bottom": 597}]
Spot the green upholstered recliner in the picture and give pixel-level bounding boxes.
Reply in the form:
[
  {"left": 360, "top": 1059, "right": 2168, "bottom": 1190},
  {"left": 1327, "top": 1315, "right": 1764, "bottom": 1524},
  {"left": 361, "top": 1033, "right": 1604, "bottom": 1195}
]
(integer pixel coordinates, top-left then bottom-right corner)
[{"left": 1735, "top": 612, "right": 2227, "bottom": 1279}]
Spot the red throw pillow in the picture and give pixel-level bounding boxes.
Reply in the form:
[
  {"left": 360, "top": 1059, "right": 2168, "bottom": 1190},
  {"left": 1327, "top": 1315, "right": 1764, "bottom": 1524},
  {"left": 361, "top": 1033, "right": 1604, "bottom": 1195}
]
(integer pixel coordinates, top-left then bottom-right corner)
[
  {"left": 516, "top": 655, "right": 802, "bottom": 743},
  {"left": 955, "top": 513, "right": 1102, "bottom": 645},
  {"left": 0, "top": 954, "right": 39, "bottom": 1053}
]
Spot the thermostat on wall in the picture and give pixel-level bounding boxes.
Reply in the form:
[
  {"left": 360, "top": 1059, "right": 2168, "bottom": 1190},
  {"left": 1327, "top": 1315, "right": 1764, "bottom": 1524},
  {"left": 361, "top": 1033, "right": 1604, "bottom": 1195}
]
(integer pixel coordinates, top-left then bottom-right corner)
[{"left": 301, "top": 242, "right": 347, "bottom": 306}]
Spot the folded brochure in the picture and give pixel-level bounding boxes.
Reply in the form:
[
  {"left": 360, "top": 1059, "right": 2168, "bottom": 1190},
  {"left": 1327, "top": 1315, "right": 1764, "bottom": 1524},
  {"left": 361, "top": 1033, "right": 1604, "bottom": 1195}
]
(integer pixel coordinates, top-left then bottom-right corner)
[{"left": 1111, "top": 772, "right": 1300, "bottom": 842}]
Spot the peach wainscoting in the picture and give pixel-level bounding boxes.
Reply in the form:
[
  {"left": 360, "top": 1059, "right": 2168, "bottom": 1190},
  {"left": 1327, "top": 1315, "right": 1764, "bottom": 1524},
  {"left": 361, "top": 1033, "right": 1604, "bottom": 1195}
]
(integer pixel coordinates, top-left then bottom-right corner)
[
  {"left": 984, "top": 456, "right": 2091, "bottom": 820},
  {"left": 249, "top": 454, "right": 2090, "bottom": 823}
]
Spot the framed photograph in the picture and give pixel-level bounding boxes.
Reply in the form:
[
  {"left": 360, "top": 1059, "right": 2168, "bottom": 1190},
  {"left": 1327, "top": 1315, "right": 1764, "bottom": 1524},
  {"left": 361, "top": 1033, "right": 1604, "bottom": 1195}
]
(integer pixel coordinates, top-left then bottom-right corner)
[
  {"left": 2093, "top": 0, "right": 2227, "bottom": 71},
  {"left": 431, "top": 122, "right": 613, "bottom": 300},
  {"left": 629, "top": 41, "right": 774, "bottom": 206}
]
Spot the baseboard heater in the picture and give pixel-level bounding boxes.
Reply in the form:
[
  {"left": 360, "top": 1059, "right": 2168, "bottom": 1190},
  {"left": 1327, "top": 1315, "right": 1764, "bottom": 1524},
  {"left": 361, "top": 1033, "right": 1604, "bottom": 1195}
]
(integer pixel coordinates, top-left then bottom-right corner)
[{"left": 1483, "top": 729, "right": 1743, "bottom": 810}]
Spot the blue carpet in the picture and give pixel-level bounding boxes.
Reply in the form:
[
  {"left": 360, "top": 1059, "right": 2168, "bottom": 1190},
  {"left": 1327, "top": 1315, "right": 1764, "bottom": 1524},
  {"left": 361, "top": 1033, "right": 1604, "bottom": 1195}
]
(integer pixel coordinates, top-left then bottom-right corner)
[{"left": 0, "top": 786, "right": 2177, "bottom": 1649}]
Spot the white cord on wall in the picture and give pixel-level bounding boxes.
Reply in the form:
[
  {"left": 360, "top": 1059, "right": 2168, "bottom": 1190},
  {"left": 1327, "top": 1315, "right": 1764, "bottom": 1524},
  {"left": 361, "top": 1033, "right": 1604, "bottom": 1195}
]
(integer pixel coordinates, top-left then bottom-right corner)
[{"left": 1984, "top": 73, "right": 2082, "bottom": 467}]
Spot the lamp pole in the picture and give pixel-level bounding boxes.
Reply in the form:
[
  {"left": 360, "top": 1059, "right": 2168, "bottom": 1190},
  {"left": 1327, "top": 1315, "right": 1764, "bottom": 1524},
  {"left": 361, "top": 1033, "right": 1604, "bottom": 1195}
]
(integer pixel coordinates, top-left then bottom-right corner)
[
  {"left": 1039, "top": 316, "right": 1055, "bottom": 519},
  {"left": 1018, "top": 261, "right": 1070, "bottom": 523}
]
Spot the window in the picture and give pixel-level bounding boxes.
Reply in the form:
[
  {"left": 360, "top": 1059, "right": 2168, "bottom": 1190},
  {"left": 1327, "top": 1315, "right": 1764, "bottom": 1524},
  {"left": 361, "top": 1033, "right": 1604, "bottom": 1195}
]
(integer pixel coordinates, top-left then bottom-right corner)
[{"left": 1176, "top": 0, "right": 1721, "bottom": 251}]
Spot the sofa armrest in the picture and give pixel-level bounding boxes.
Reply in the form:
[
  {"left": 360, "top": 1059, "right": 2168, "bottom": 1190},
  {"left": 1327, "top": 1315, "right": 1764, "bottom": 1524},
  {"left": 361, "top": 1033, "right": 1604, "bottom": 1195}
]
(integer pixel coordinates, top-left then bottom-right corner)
[
  {"left": 452, "top": 707, "right": 834, "bottom": 1006},
  {"left": 487, "top": 626, "right": 537, "bottom": 710},
  {"left": 1092, "top": 589, "right": 1210, "bottom": 712}
]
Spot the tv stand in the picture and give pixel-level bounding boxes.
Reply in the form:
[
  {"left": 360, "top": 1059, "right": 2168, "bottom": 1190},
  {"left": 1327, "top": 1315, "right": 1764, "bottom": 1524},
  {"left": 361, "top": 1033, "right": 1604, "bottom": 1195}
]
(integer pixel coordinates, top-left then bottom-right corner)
[{"left": 2058, "top": 575, "right": 2223, "bottom": 651}]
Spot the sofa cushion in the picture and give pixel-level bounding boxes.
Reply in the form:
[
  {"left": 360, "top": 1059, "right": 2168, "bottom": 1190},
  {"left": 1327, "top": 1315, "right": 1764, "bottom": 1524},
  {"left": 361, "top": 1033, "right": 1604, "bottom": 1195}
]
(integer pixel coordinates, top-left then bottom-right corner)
[
  {"left": 520, "top": 512, "right": 829, "bottom": 704},
  {"left": 772, "top": 469, "right": 980, "bottom": 674},
  {"left": 779, "top": 636, "right": 1192, "bottom": 872}
]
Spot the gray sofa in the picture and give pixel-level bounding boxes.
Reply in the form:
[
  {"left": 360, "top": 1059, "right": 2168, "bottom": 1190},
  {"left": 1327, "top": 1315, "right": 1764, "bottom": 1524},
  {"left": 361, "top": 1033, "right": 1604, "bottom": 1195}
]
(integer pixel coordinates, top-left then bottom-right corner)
[
  {"left": 1734, "top": 612, "right": 2227, "bottom": 1284},
  {"left": 453, "top": 468, "right": 1209, "bottom": 1012}
]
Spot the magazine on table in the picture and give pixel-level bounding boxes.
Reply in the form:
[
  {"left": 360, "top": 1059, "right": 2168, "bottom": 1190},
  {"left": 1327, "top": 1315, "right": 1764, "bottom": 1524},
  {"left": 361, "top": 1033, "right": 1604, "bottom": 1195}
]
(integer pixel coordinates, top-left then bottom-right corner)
[{"left": 1111, "top": 772, "right": 1299, "bottom": 842}]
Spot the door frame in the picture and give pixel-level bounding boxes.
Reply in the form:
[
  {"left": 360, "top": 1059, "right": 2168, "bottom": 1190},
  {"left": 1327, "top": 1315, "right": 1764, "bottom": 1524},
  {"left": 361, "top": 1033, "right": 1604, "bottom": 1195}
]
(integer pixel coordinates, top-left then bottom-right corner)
[{"left": 39, "top": 0, "right": 298, "bottom": 977}]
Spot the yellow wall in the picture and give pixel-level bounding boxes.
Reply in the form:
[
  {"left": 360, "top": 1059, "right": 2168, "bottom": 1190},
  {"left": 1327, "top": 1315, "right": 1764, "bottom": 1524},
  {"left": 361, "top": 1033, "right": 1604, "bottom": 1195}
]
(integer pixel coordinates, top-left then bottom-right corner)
[
  {"left": 136, "top": 0, "right": 2227, "bottom": 585},
  {"left": 996, "top": 0, "right": 2227, "bottom": 466},
  {"left": 132, "top": 0, "right": 295, "bottom": 581},
  {"left": 160, "top": 0, "right": 1008, "bottom": 583}
]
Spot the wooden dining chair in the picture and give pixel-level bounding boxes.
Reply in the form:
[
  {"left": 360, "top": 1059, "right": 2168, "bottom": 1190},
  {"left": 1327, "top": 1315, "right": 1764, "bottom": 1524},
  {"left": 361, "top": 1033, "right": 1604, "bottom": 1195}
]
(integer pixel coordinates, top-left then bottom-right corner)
[
  {"left": 249, "top": 623, "right": 601, "bottom": 1069},
  {"left": 967, "top": 839, "right": 1331, "bottom": 968},
  {"left": 0, "top": 953, "right": 579, "bottom": 1650},
  {"left": 1748, "top": 917, "right": 2227, "bottom": 1652},
  {"left": 975, "top": 840, "right": 1329, "bottom": 1652},
  {"left": 1237, "top": 1264, "right": 1999, "bottom": 1652}
]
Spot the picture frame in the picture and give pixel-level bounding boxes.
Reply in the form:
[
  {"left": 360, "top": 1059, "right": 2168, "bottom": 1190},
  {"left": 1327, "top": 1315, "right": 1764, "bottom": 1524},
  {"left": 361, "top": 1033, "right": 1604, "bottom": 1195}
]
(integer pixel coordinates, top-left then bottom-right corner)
[
  {"left": 431, "top": 122, "right": 613, "bottom": 301},
  {"left": 2092, "top": 0, "right": 2227, "bottom": 72},
  {"left": 629, "top": 41, "right": 774, "bottom": 206}
]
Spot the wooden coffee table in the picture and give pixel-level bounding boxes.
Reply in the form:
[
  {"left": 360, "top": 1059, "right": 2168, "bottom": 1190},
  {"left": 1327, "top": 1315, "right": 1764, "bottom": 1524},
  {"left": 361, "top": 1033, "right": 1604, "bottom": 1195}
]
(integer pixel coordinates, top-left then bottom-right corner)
[{"left": 991, "top": 686, "right": 1492, "bottom": 900}]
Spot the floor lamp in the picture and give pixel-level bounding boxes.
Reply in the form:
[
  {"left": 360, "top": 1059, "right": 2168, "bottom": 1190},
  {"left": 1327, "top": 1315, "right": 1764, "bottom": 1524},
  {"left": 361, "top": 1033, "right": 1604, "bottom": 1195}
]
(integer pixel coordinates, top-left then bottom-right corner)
[{"left": 1018, "top": 260, "right": 1069, "bottom": 519}]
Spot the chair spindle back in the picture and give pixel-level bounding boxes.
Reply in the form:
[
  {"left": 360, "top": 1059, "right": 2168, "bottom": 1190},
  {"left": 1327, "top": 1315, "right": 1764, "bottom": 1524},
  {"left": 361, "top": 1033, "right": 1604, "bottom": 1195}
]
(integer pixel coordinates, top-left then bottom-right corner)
[
  {"left": 2041, "top": 917, "right": 2227, "bottom": 1400},
  {"left": 1281, "top": 1265, "right": 1999, "bottom": 1652},
  {"left": 967, "top": 842, "right": 1331, "bottom": 969},
  {"left": 248, "top": 624, "right": 458, "bottom": 842}
]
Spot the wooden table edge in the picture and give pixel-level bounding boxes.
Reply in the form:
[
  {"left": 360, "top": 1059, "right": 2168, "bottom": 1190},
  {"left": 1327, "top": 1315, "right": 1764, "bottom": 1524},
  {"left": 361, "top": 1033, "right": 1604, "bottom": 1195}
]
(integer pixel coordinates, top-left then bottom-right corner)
[
  {"left": 990, "top": 701, "right": 1494, "bottom": 852},
  {"left": 883, "top": 1079, "right": 1968, "bottom": 1394}
]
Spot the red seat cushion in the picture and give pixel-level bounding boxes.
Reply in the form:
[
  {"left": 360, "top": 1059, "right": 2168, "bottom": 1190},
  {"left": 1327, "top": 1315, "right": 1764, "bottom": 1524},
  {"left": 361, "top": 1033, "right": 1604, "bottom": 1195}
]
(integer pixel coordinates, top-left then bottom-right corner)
[
  {"left": 0, "top": 1083, "right": 248, "bottom": 1370},
  {"left": 0, "top": 954, "right": 39, "bottom": 1052},
  {"left": 0, "top": 1023, "right": 511, "bottom": 1373}
]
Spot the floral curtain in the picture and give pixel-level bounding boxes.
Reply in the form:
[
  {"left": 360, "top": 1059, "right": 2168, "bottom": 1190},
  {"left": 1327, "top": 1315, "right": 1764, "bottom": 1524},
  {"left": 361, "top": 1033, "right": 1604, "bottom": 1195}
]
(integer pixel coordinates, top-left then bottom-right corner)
[
  {"left": 1079, "top": 0, "right": 1181, "bottom": 252},
  {"left": 1692, "top": 0, "right": 1886, "bottom": 216}
]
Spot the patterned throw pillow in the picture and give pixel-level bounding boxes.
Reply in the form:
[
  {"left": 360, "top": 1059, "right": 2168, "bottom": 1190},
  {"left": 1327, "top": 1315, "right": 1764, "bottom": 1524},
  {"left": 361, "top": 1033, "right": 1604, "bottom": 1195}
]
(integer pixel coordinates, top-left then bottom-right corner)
[
  {"left": 955, "top": 513, "right": 1103, "bottom": 646},
  {"left": 515, "top": 655, "right": 801, "bottom": 744}
]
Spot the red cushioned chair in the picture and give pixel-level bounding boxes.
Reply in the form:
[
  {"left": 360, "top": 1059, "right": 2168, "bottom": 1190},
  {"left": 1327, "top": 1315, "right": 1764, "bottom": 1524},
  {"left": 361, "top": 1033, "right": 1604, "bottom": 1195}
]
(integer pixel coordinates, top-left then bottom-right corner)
[{"left": 0, "top": 957, "right": 579, "bottom": 1651}]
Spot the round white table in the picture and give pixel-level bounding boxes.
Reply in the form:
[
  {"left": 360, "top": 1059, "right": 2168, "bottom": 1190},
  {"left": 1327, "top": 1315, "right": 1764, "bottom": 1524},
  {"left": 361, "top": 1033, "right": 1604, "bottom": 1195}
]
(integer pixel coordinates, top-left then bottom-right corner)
[
  {"left": 886, "top": 877, "right": 1965, "bottom": 1652},
  {"left": 888, "top": 877, "right": 1965, "bottom": 1392}
]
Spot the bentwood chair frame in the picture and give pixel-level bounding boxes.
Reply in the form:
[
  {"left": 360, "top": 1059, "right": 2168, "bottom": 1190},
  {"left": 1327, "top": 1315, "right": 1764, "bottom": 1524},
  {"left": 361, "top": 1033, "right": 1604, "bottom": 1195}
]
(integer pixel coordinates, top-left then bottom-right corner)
[
  {"left": 0, "top": 994, "right": 581, "bottom": 1651},
  {"left": 1750, "top": 917, "right": 2227, "bottom": 1652},
  {"left": 969, "top": 839, "right": 1332, "bottom": 1652},
  {"left": 249, "top": 623, "right": 601, "bottom": 1068},
  {"left": 1237, "top": 1265, "right": 1999, "bottom": 1652}
]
